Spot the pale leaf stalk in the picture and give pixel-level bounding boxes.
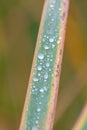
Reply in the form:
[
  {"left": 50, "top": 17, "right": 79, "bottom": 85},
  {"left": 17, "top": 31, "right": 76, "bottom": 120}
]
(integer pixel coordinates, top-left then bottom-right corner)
[{"left": 19, "top": 0, "right": 69, "bottom": 130}]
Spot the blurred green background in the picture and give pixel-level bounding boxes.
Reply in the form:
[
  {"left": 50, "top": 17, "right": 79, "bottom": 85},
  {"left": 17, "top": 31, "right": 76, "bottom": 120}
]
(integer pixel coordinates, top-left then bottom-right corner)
[{"left": 0, "top": 0, "right": 87, "bottom": 130}]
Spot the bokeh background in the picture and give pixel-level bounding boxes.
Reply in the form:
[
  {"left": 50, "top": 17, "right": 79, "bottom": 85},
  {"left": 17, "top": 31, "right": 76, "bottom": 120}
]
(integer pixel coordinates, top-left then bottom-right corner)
[{"left": 0, "top": 0, "right": 87, "bottom": 130}]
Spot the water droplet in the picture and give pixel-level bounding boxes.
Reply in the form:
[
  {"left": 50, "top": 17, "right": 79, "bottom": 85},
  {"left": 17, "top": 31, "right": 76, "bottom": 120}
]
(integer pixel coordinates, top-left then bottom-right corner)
[
  {"left": 33, "top": 77, "right": 39, "bottom": 82},
  {"left": 39, "top": 102, "right": 41, "bottom": 105},
  {"left": 47, "top": 55, "right": 50, "bottom": 58},
  {"left": 43, "top": 35, "right": 46, "bottom": 37},
  {"left": 40, "top": 88, "right": 44, "bottom": 93},
  {"left": 44, "top": 73, "right": 48, "bottom": 79},
  {"left": 37, "top": 108, "right": 41, "bottom": 112},
  {"left": 38, "top": 73, "right": 41, "bottom": 76},
  {"left": 42, "top": 38, "right": 45, "bottom": 42},
  {"left": 52, "top": 44, "right": 55, "bottom": 48},
  {"left": 46, "top": 62, "right": 50, "bottom": 67},
  {"left": 37, "top": 116, "right": 39, "bottom": 119},
  {"left": 49, "top": 13, "right": 51, "bottom": 16},
  {"left": 41, "top": 95, "right": 44, "bottom": 98},
  {"left": 37, "top": 66, "right": 42, "bottom": 70},
  {"left": 51, "top": 18, "right": 54, "bottom": 21},
  {"left": 38, "top": 53, "right": 44, "bottom": 60},
  {"left": 35, "top": 120, "right": 38, "bottom": 124},
  {"left": 32, "top": 89, "right": 34, "bottom": 92},
  {"left": 32, "top": 126, "right": 38, "bottom": 130},
  {"left": 44, "top": 86, "right": 47, "bottom": 91},
  {"left": 33, "top": 86, "right": 36, "bottom": 89},
  {"left": 50, "top": 4, "right": 54, "bottom": 8},
  {"left": 49, "top": 68, "right": 51, "bottom": 71},
  {"left": 59, "top": 8, "right": 62, "bottom": 11},
  {"left": 52, "top": 0, "right": 56, "bottom": 4},
  {"left": 44, "top": 44, "right": 49, "bottom": 50},
  {"left": 49, "top": 38, "right": 54, "bottom": 42}
]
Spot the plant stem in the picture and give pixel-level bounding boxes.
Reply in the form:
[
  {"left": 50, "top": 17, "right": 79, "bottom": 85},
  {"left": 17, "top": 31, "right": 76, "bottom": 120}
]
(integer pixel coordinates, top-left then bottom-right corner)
[{"left": 19, "top": 0, "right": 69, "bottom": 130}]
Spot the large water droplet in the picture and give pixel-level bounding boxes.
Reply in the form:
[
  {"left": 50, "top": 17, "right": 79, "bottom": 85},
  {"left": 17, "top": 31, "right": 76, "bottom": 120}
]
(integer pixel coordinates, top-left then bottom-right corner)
[{"left": 38, "top": 53, "right": 44, "bottom": 60}]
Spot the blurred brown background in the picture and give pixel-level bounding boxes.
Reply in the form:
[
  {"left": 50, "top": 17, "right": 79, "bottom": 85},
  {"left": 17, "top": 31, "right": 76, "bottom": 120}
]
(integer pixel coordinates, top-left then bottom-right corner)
[{"left": 0, "top": 0, "right": 87, "bottom": 130}]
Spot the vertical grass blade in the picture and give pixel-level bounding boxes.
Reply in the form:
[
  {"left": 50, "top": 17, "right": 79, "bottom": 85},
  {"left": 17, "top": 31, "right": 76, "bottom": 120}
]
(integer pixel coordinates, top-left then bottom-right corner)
[
  {"left": 19, "top": 0, "right": 69, "bottom": 130},
  {"left": 72, "top": 103, "right": 87, "bottom": 130}
]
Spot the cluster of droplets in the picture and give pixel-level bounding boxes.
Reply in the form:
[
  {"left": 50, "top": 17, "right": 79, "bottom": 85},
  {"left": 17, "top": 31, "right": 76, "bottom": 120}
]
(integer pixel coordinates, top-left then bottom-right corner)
[{"left": 27, "top": 0, "right": 65, "bottom": 129}]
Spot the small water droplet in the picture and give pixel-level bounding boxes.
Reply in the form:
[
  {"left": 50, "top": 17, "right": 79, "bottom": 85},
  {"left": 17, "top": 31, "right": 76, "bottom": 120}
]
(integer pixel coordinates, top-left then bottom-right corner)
[
  {"left": 43, "top": 35, "right": 46, "bottom": 38},
  {"left": 35, "top": 120, "right": 38, "bottom": 124},
  {"left": 49, "top": 68, "right": 51, "bottom": 71},
  {"left": 52, "top": 44, "right": 55, "bottom": 48},
  {"left": 47, "top": 55, "right": 50, "bottom": 58},
  {"left": 46, "top": 62, "right": 50, "bottom": 67},
  {"left": 59, "top": 8, "right": 62, "bottom": 11},
  {"left": 44, "top": 86, "right": 48, "bottom": 91},
  {"left": 38, "top": 73, "right": 41, "bottom": 76},
  {"left": 38, "top": 53, "right": 44, "bottom": 60},
  {"left": 42, "top": 38, "right": 45, "bottom": 42},
  {"left": 50, "top": 59, "right": 53, "bottom": 61},
  {"left": 44, "top": 44, "right": 49, "bottom": 50},
  {"left": 33, "top": 86, "right": 36, "bottom": 89},
  {"left": 33, "top": 77, "right": 39, "bottom": 82},
  {"left": 37, "top": 66, "right": 42, "bottom": 70},
  {"left": 44, "top": 73, "right": 48, "bottom": 79},
  {"left": 52, "top": 0, "right": 56, "bottom": 4},
  {"left": 49, "top": 13, "right": 51, "bottom": 16},
  {"left": 50, "top": 4, "right": 54, "bottom": 8},
  {"left": 40, "top": 88, "right": 44, "bottom": 93},
  {"left": 51, "top": 18, "right": 54, "bottom": 21},
  {"left": 49, "top": 38, "right": 54, "bottom": 42},
  {"left": 37, "top": 116, "right": 39, "bottom": 119},
  {"left": 32, "top": 126, "right": 38, "bottom": 130},
  {"left": 39, "top": 102, "right": 41, "bottom": 105},
  {"left": 32, "top": 89, "right": 34, "bottom": 92},
  {"left": 37, "top": 108, "right": 41, "bottom": 112}
]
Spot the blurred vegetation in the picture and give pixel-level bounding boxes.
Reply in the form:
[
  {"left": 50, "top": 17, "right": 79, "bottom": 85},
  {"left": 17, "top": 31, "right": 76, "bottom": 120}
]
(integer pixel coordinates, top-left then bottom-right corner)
[{"left": 0, "top": 0, "right": 87, "bottom": 130}]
